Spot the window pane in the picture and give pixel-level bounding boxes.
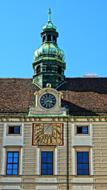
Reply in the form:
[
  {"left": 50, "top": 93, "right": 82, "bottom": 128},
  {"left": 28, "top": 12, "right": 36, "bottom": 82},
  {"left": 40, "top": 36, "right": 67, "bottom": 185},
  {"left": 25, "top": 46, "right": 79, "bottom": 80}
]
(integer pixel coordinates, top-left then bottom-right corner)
[
  {"left": 14, "top": 152, "right": 19, "bottom": 158},
  {"left": 42, "top": 170, "right": 47, "bottom": 175},
  {"left": 6, "top": 151, "right": 19, "bottom": 176},
  {"left": 78, "top": 164, "right": 83, "bottom": 170},
  {"left": 7, "top": 170, "right": 12, "bottom": 175},
  {"left": 82, "top": 126, "right": 88, "bottom": 134},
  {"left": 41, "top": 151, "right": 53, "bottom": 175},
  {"left": 47, "top": 164, "right": 53, "bottom": 170},
  {"left": 13, "top": 157, "right": 18, "bottom": 163},
  {"left": 41, "top": 164, "right": 47, "bottom": 170},
  {"left": 82, "top": 164, "right": 89, "bottom": 170},
  {"left": 77, "top": 126, "right": 88, "bottom": 134},
  {"left": 13, "top": 170, "right": 18, "bottom": 175},
  {"left": 41, "top": 152, "right": 47, "bottom": 160},
  {"left": 77, "top": 152, "right": 83, "bottom": 162},
  {"left": 13, "top": 164, "right": 18, "bottom": 169},
  {"left": 7, "top": 164, "right": 12, "bottom": 169},
  {"left": 77, "top": 127, "right": 82, "bottom": 134},
  {"left": 83, "top": 170, "right": 89, "bottom": 175},
  {"left": 14, "top": 126, "right": 20, "bottom": 134},
  {"left": 83, "top": 152, "right": 89, "bottom": 162},
  {"left": 47, "top": 154, "right": 53, "bottom": 162},
  {"left": 78, "top": 169, "right": 89, "bottom": 175},
  {"left": 8, "top": 157, "right": 13, "bottom": 163},
  {"left": 8, "top": 126, "right": 20, "bottom": 134},
  {"left": 8, "top": 152, "right": 13, "bottom": 158},
  {"left": 77, "top": 152, "right": 89, "bottom": 175},
  {"left": 8, "top": 127, "right": 14, "bottom": 134},
  {"left": 48, "top": 170, "right": 53, "bottom": 175}
]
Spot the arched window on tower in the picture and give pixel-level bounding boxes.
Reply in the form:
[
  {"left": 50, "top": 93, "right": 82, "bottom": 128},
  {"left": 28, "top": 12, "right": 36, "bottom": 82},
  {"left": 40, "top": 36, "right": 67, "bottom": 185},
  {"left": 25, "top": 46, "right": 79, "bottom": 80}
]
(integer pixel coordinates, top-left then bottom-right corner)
[
  {"left": 58, "top": 66, "right": 62, "bottom": 75},
  {"left": 43, "top": 36, "right": 46, "bottom": 43},
  {"left": 36, "top": 65, "right": 41, "bottom": 74},
  {"left": 47, "top": 35, "right": 51, "bottom": 42},
  {"left": 53, "top": 36, "right": 56, "bottom": 43}
]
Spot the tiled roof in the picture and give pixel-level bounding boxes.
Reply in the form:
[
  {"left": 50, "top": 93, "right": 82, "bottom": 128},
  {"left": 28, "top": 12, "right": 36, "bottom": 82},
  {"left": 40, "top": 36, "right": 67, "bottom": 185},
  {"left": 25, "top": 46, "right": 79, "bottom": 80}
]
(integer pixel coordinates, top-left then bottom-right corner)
[
  {"left": 59, "top": 78, "right": 107, "bottom": 116},
  {"left": 0, "top": 78, "right": 107, "bottom": 116},
  {"left": 0, "top": 79, "right": 37, "bottom": 115}
]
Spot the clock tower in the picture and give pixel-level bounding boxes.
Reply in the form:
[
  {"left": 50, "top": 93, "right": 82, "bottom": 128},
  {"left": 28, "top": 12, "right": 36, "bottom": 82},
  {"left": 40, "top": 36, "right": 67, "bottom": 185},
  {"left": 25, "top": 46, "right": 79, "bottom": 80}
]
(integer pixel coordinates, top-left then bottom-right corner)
[{"left": 33, "top": 9, "right": 66, "bottom": 89}]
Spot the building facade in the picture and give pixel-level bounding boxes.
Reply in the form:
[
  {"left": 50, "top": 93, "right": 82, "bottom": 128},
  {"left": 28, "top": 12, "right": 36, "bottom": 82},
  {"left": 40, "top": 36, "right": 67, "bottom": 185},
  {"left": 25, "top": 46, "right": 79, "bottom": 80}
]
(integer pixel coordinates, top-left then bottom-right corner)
[{"left": 0, "top": 9, "right": 107, "bottom": 190}]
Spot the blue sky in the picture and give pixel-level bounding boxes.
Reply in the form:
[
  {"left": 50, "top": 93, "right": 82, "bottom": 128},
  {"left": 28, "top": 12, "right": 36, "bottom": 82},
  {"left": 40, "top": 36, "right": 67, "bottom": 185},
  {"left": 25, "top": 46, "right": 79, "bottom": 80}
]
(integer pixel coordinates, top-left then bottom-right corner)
[{"left": 0, "top": 0, "right": 107, "bottom": 78}]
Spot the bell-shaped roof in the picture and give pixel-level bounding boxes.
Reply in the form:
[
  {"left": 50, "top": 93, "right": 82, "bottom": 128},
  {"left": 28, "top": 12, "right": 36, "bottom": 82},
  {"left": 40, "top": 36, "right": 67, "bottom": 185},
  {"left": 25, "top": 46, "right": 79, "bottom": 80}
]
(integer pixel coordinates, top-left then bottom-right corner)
[{"left": 34, "top": 42, "right": 65, "bottom": 62}]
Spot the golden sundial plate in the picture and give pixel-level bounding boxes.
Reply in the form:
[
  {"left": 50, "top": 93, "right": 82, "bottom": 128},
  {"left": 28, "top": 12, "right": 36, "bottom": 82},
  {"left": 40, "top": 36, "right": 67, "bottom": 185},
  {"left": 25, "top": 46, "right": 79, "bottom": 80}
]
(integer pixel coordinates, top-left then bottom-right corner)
[{"left": 32, "top": 123, "right": 64, "bottom": 146}]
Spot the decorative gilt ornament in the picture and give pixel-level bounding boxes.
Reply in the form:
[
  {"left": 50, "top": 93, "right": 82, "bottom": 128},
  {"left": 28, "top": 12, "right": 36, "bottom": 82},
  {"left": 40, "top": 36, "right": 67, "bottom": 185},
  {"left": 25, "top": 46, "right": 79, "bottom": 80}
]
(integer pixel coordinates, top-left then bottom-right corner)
[{"left": 32, "top": 123, "right": 64, "bottom": 146}]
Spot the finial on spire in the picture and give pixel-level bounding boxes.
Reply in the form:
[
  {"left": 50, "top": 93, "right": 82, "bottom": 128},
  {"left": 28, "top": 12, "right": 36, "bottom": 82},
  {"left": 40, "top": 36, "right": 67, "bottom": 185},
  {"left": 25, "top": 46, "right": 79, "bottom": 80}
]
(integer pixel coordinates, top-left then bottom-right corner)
[{"left": 48, "top": 8, "right": 52, "bottom": 22}]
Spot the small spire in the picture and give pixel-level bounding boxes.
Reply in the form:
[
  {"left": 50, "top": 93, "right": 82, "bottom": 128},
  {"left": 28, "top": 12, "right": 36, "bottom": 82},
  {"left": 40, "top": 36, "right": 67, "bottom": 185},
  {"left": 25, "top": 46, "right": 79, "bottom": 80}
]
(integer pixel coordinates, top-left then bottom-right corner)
[{"left": 48, "top": 8, "right": 52, "bottom": 22}]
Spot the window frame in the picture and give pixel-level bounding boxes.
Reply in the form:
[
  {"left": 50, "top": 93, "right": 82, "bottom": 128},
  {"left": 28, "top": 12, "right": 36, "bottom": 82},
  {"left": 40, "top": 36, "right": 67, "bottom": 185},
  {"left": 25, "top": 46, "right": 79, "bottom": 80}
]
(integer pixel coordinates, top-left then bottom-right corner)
[
  {"left": 7, "top": 125, "right": 22, "bottom": 136},
  {"left": 77, "top": 151, "right": 89, "bottom": 175},
  {"left": 41, "top": 151, "right": 54, "bottom": 176},
  {"left": 76, "top": 125, "right": 89, "bottom": 135},
  {"left": 6, "top": 151, "right": 19, "bottom": 176},
  {"left": 75, "top": 147, "right": 90, "bottom": 176}
]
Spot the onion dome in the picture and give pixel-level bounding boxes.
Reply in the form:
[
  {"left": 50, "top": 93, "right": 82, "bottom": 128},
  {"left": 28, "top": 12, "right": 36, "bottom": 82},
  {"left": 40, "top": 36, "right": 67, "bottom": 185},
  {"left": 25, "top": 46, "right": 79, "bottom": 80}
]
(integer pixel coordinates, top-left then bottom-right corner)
[
  {"left": 34, "top": 42, "right": 65, "bottom": 63},
  {"left": 33, "top": 9, "right": 65, "bottom": 64},
  {"left": 33, "top": 9, "right": 66, "bottom": 88}
]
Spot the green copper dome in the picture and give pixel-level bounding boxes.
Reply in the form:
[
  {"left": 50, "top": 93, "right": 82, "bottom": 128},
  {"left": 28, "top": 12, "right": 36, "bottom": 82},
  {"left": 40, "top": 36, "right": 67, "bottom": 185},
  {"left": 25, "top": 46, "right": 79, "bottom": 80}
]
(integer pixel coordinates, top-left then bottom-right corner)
[
  {"left": 34, "top": 9, "right": 65, "bottom": 63},
  {"left": 34, "top": 42, "right": 65, "bottom": 62},
  {"left": 42, "top": 21, "right": 57, "bottom": 31},
  {"left": 33, "top": 9, "right": 66, "bottom": 88}
]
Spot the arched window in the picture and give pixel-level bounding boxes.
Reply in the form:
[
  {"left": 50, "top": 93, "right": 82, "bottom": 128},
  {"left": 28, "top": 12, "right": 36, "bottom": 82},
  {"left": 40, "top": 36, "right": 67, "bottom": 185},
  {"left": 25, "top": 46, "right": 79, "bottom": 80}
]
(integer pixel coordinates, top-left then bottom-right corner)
[
  {"left": 53, "top": 36, "right": 56, "bottom": 43},
  {"left": 58, "top": 66, "right": 62, "bottom": 75},
  {"left": 36, "top": 65, "right": 41, "bottom": 74},
  {"left": 47, "top": 35, "right": 51, "bottom": 42},
  {"left": 43, "top": 36, "right": 45, "bottom": 43}
]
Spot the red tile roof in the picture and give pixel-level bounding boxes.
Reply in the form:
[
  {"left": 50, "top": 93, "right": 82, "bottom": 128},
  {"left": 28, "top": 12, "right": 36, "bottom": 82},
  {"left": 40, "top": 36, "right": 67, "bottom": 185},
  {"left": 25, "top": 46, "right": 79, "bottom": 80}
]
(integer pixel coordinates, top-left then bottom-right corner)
[{"left": 0, "top": 78, "right": 107, "bottom": 116}]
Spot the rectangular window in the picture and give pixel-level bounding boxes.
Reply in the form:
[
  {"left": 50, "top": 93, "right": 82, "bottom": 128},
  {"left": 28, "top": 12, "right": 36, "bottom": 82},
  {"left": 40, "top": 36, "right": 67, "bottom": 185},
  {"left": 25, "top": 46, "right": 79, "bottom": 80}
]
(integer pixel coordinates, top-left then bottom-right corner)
[
  {"left": 41, "top": 151, "right": 53, "bottom": 175},
  {"left": 77, "top": 126, "right": 88, "bottom": 134},
  {"left": 77, "top": 151, "right": 89, "bottom": 175},
  {"left": 6, "top": 151, "right": 19, "bottom": 175},
  {"left": 8, "top": 126, "right": 20, "bottom": 134}
]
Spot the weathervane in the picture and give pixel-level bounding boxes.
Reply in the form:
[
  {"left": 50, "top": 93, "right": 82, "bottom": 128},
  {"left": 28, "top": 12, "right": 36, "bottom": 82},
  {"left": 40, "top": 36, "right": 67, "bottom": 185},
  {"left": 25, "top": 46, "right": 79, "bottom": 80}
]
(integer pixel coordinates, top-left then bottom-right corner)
[{"left": 48, "top": 8, "right": 52, "bottom": 22}]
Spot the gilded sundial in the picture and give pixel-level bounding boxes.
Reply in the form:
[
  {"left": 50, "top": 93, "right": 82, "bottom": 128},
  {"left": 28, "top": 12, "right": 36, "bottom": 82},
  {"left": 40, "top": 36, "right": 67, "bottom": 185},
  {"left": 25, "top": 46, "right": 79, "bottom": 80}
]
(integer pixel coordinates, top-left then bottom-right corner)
[{"left": 32, "top": 123, "right": 64, "bottom": 146}]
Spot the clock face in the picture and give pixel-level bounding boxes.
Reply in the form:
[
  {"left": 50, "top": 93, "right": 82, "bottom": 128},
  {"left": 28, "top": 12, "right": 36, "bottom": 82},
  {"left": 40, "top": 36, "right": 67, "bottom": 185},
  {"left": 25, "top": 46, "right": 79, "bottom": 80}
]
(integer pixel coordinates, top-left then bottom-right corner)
[{"left": 40, "top": 93, "right": 56, "bottom": 109}]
